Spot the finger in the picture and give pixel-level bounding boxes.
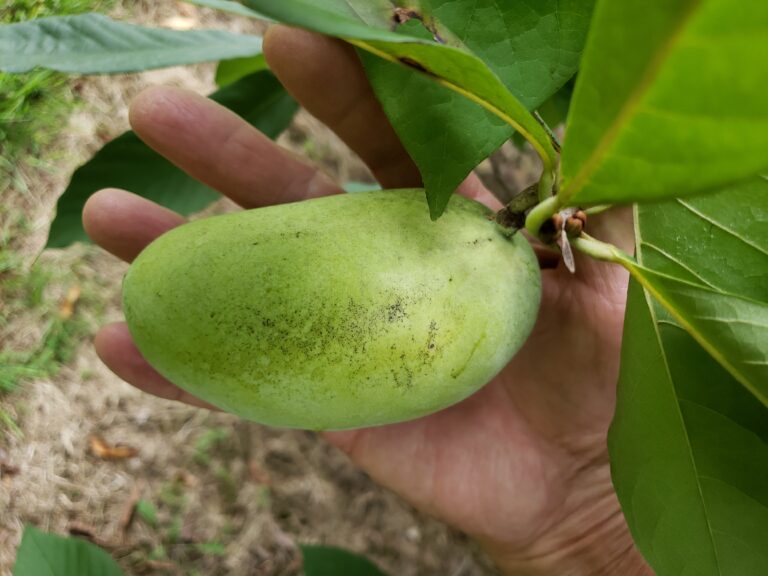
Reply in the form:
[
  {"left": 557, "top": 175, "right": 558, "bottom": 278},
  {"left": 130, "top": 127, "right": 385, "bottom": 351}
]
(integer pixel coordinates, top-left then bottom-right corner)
[
  {"left": 264, "top": 26, "right": 422, "bottom": 188},
  {"left": 129, "top": 86, "right": 342, "bottom": 208},
  {"left": 264, "top": 27, "right": 504, "bottom": 210},
  {"left": 83, "top": 188, "right": 185, "bottom": 262},
  {"left": 95, "top": 322, "right": 218, "bottom": 410}
]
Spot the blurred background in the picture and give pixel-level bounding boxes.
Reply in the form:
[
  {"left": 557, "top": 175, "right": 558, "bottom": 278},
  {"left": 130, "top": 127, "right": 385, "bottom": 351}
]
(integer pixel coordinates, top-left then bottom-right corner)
[{"left": 0, "top": 2, "right": 537, "bottom": 574}]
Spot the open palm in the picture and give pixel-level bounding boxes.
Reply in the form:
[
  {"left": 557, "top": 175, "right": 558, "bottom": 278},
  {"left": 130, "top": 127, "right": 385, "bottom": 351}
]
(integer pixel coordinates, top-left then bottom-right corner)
[{"left": 84, "top": 28, "right": 649, "bottom": 575}]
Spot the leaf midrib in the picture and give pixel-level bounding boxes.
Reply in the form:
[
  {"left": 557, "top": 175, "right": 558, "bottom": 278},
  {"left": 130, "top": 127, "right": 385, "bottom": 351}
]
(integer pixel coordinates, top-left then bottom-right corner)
[{"left": 562, "top": 0, "right": 702, "bottom": 202}]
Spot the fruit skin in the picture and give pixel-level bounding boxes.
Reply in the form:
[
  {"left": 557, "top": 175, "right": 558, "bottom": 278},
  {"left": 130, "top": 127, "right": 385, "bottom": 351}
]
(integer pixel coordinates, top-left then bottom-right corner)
[{"left": 123, "top": 189, "right": 541, "bottom": 430}]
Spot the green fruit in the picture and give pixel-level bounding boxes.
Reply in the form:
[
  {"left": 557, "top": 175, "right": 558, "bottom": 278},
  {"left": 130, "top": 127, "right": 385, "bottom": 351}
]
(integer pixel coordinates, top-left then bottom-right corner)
[{"left": 123, "top": 189, "right": 541, "bottom": 430}]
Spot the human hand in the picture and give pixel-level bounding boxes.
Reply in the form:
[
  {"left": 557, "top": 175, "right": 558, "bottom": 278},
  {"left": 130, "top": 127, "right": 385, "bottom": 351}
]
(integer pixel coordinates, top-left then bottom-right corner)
[{"left": 83, "top": 27, "right": 651, "bottom": 576}]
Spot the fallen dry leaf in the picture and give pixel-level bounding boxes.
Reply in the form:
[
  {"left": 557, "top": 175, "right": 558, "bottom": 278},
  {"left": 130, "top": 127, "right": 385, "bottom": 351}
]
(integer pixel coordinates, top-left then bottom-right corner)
[
  {"left": 89, "top": 435, "right": 139, "bottom": 460},
  {"left": 58, "top": 285, "right": 82, "bottom": 319}
]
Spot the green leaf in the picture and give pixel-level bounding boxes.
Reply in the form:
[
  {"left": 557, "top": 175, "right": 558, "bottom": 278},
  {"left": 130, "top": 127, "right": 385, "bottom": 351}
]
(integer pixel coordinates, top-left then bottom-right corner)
[
  {"left": 13, "top": 525, "right": 124, "bottom": 576},
  {"left": 301, "top": 545, "right": 387, "bottom": 576},
  {"left": 136, "top": 500, "right": 158, "bottom": 527},
  {"left": 560, "top": 0, "right": 768, "bottom": 205},
  {"left": 46, "top": 71, "right": 297, "bottom": 248},
  {"left": 0, "top": 13, "right": 263, "bottom": 74},
  {"left": 360, "top": 0, "right": 592, "bottom": 216},
  {"left": 215, "top": 55, "right": 268, "bottom": 87},
  {"left": 609, "top": 280, "right": 768, "bottom": 575},
  {"left": 241, "top": 0, "right": 562, "bottom": 218},
  {"left": 627, "top": 268, "right": 768, "bottom": 404},
  {"left": 620, "top": 176, "right": 768, "bottom": 405}
]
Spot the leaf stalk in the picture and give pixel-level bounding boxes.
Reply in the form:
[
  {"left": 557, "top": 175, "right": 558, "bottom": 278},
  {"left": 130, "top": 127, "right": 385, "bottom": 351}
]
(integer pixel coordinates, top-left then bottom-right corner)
[{"left": 570, "top": 233, "right": 633, "bottom": 265}]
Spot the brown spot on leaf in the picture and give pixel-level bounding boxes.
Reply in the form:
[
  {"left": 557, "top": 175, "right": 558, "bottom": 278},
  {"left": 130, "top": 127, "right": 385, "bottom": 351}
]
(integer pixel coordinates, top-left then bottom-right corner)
[{"left": 393, "top": 7, "right": 422, "bottom": 24}]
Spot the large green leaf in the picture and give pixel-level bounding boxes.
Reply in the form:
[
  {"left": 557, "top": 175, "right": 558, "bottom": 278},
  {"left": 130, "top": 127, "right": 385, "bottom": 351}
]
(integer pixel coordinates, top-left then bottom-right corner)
[
  {"left": 560, "top": 0, "right": 768, "bottom": 205},
  {"left": 626, "top": 268, "right": 768, "bottom": 404},
  {"left": 618, "top": 177, "right": 768, "bottom": 405},
  {"left": 609, "top": 280, "right": 768, "bottom": 575},
  {"left": 46, "top": 71, "right": 297, "bottom": 248},
  {"left": 240, "top": 0, "right": 561, "bottom": 218},
  {"left": 360, "top": 0, "right": 592, "bottom": 216},
  {"left": 13, "top": 526, "right": 124, "bottom": 576},
  {"left": 215, "top": 55, "right": 268, "bottom": 87},
  {"left": 0, "top": 13, "right": 263, "bottom": 74},
  {"left": 301, "top": 545, "right": 387, "bottom": 576}
]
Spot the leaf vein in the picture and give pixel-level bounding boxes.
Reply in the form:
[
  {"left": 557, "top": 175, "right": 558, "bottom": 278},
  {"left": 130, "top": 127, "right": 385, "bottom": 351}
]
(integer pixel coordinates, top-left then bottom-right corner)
[
  {"left": 640, "top": 242, "right": 718, "bottom": 289},
  {"left": 676, "top": 199, "right": 768, "bottom": 257}
]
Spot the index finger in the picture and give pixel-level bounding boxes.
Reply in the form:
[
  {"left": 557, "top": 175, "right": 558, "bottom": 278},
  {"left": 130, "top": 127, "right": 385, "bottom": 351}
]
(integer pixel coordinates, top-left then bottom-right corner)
[{"left": 129, "top": 86, "right": 343, "bottom": 208}]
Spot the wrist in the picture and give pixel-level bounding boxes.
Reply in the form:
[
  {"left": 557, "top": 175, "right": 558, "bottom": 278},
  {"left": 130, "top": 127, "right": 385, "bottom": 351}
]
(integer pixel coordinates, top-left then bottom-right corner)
[
  {"left": 475, "top": 464, "right": 653, "bottom": 576},
  {"left": 480, "top": 510, "right": 652, "bottom": 575}
]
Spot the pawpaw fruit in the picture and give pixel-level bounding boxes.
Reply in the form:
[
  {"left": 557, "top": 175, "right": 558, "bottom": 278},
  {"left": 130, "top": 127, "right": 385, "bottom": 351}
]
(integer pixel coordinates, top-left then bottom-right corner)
[{"left": 123, "top": 189, "right": 541, "bottom": 429}]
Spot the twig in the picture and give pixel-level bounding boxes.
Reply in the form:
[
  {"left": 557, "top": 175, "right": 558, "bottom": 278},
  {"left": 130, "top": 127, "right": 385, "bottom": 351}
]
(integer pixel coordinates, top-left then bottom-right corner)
[
  {"left": 119, "top": 481, "right": 143, "bottom": 539},
  {"left": 494, "top": 183, "right": 539, "bottom": 232}
]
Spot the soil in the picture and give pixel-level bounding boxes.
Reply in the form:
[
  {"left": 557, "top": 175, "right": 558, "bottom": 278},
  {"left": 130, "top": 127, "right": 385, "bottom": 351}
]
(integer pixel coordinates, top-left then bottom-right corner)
[{"left": 0, "top": 2, "right": 539, "bottom": 574}]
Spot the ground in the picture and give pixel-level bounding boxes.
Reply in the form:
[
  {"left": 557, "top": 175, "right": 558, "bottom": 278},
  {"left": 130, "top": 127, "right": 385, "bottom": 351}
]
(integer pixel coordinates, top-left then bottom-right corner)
[{"left": 0, "top": 2, "right": 538, "bottom": 574}]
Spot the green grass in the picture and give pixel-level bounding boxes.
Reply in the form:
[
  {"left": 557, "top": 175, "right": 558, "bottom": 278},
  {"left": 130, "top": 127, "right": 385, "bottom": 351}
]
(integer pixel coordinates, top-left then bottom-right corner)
[
  {"left": 0, "top": 205, "right": 94, "bottom": 396},
  {"left": 0, "top": 0, "right": 114, "bottom": 429},
  {"left": 0, "top": 256, "right": 99, "bottom": 430},
  {"left": 0, "top": 0, "right": 114, "bottom": 179},
  {"left": 0, "top": 257, "right": 95, "bottom": 390},
  {"left": 193, "top": 426, "right": 232, "bottom": 466}
]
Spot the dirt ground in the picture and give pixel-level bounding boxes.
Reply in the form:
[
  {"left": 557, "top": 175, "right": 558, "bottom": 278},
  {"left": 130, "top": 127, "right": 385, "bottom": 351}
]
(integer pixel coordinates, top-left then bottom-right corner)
[{"left": 0, "top": 2, "right": 539, "bottom": 574}]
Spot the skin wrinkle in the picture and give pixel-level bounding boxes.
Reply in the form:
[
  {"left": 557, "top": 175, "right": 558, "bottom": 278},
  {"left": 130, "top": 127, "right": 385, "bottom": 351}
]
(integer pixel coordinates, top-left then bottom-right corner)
[
  {"left": 488, "top": 476, "right": 638, "bottom": 575},
  {"left": 133, "top": 86, "right": 343, "bottom": 208},
  {"left": 193, "top": 114, "right": 327, "bottom": 206}
]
